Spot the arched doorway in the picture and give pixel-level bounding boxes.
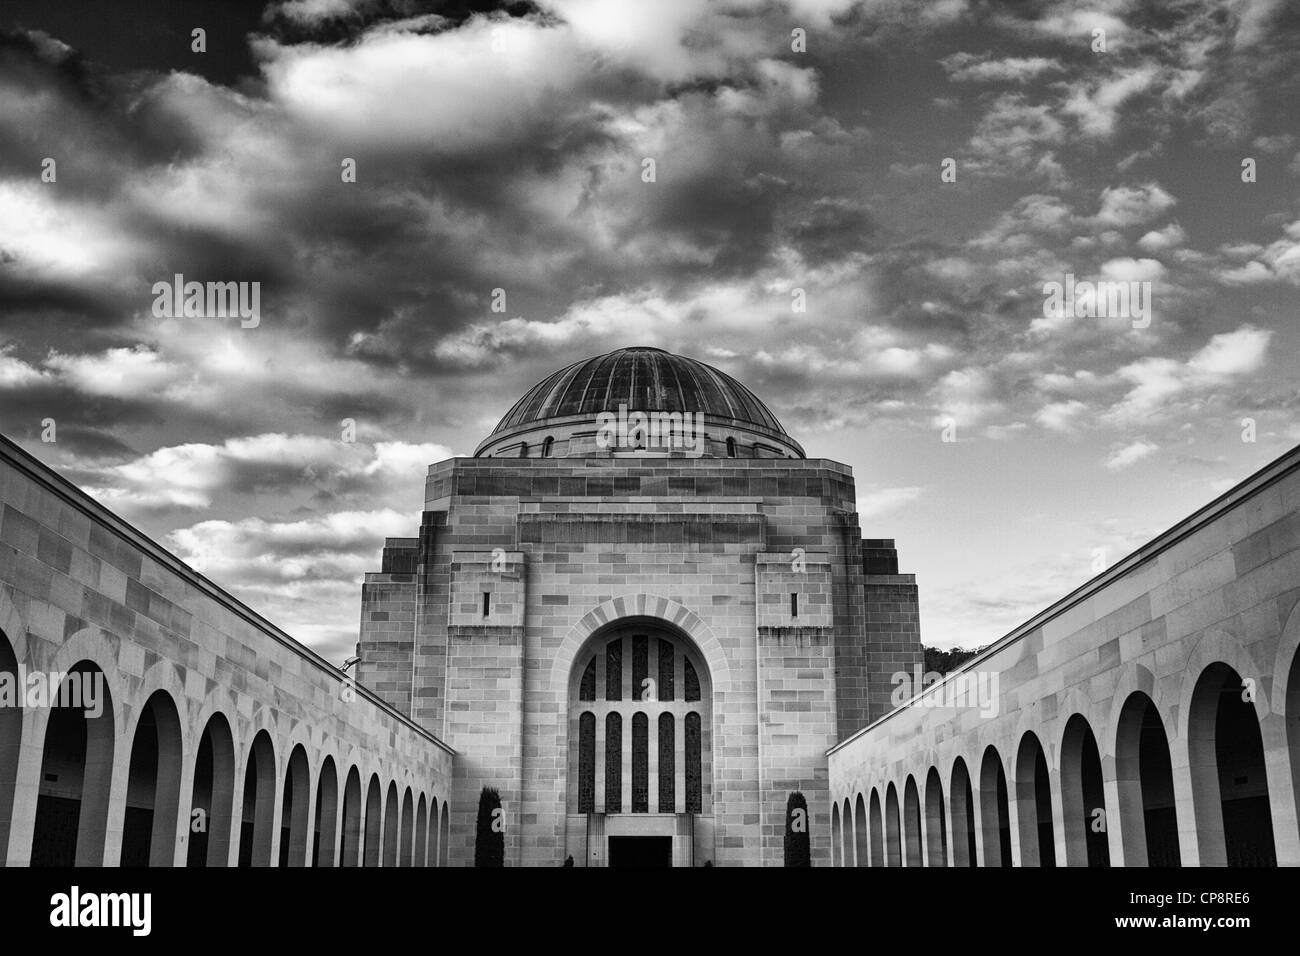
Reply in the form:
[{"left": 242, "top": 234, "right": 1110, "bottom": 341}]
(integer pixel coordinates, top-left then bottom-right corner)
[
  {"left": 924, "top": 767, "right": 947, "bottom": 866},
  {"left": 567, "top": 620, "right": 711, "bottom": 867},
  {"left": 831, "top": 802, "right": 841, "bottom": 867},
  {"left": 903, "top": 775, "right": 922, "bottom": 866},
  {"left": 853, "top": 793, "right": 868, "bottom": 867},
  {"left": 884, "top": 783, "right": 901, "bottom": 866},
  {"left": 340, "top": 766, "right": 362, "bottom": 866},
  {"left": 0, "top": 624, "right": 21, "bottom": 861},
  {"left": 279, "top": 744, "right": 310, "bottom": 866},
  {"left": 439, "top": 800, "right": 450, "bottom": 866},
  {"left": 32, "top": 662, "right": 114, "bottom": 866},
  {"left": 122, "top": 690, "right": 184, "bottom": 866},
  {"left": 1015, "top": 731, "right": 1055, "bottom": 867},
  {"left": 1188, "top": 663, "right": 1276, "bottom": 865},
  {"left": 414, "top": 793, "right": 428, "bottom": 868},
  {"left": 382, "top": 782, "right": 399, "bottom": 866},
  {"left": 188, "top": 713, "right": 235, "bottom": 866},
  {"left": 237, "top": 730, "right": 275, "bottom": 866},
  {"left": 978, "top": 746, "right": 1012, "bottom": 867},
  {"left": 868, "top": 787, "right": 883, "bottom": 866},
  {"left": 313, "top": 756, "right": 338, "bottom": 867},
  {"left": 949, "top": 757, "right": 975, "bottom": 867},
  {"left": 427, "top": 796, "right": 439, "bottom": 866},
  {"left": 1061, "top": 715, "right": 1109, "bottom": 866},
  {"left": 1115, "top": 692, "right": 1178, "bottom": 866},
  {"left": 399, "top": 787, "right": 414, "bottom": 866},
  {"left": 363, "top": 775, "right": 382, "bottom": 866}
]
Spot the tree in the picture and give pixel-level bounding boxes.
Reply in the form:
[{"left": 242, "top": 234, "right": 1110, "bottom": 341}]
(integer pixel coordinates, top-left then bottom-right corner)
[
  {"left": 784, "top": 791, "right": 810, "bottom": 866},
  {"left": 474, "top": 787, "right": 504, "bottom": 867}
]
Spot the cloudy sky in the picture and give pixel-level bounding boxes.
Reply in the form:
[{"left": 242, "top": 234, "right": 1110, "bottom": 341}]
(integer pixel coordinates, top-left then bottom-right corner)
[{"left": 1, "top": 0, "right": 1297, "bottom": 665}]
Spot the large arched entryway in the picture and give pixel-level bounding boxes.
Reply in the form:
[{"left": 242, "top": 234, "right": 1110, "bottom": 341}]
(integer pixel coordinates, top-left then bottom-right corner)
[
  {"left": 32, "top": 662, "right": 115, "bottom": 866},
  {"left": 188, "top": 713, "right": 235, "bottom": 866},
  {"left": 949, "top": 758, "right": 976, "bottom": 867},
  {"left": 1115, "top": 692, "right": 1178, "bottom": 866},
  {"left": 1188, "top": 663, "right": 1276, "bottom": 866},
  {"left": 1061, "top": 715, "right": 1109, "bottom": 866},
  {"left": 1015, "top": 731, "right": 1055, "bottom": 867},
  {"left": 567, "top": 619, "right": 711, "bottom": 867},
  {"left": 0, "top": 625, "right": 22, "bottom": 861},
  {"left": 122, "top": 690, "right": 184, "bottom": 866},
  {"left": 237, "top": 730, "right": 276, "bottom": 867},
  {"left": 978, "top": 746, "right": 1012, "bottom": 867}
]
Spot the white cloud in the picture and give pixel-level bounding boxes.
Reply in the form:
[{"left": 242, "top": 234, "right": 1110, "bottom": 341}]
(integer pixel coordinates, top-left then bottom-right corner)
[
  {"left": 1137, "top": 222, "right": 1186, "bottom": 252},
  {"left": 1105, "top": 438, "right": 1158, "bottom": 470},
  {"left": 1094, "top": 183, "right": 1176, "bottom": 228},
  {"left": 940, "top": 53, "right": 1061, "bottom": 83},
  {"left": 856, "top": 486, "right": 922, "bottom": 519}
]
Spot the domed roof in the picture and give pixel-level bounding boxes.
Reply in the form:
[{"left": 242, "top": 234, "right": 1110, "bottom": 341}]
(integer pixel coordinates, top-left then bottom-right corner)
[{"left": 489, "top": 347, "right": 790, "bottom": 436}]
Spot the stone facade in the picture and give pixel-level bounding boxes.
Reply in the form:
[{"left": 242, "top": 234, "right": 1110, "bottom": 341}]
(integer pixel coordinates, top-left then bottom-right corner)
[
  {"left": 0, "top": 435, "right": 453, "bottom": 866},
  {"left": 828, "top": 443, "right": 1300, "bottom": 868},
  {"left": 357, "top": 453, "right": 923, "bottom": 866}
]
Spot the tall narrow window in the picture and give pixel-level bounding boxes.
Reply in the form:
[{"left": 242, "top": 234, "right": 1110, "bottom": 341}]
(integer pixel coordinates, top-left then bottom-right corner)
[
  {"left": 726, "top": 437, "right": 736, "bottom": 458},
  {"left": 791, "top": 592, "right": 799, "bottom": 618},
  {"left": 685, "top": 712, "right": 702, "bottom": 813},
  {"left": 632, "top": 635, "right": 648, "bottom": 701},
  {"left": 542, "top": 436, "right": 554, "bottom": 457},
  {"left": 606, "top": 640, "right": 622, "bottom": 701},
  {"left": 579, "top": 658, "right": 596, "bottom": 701},
  {"left": 518, "top": 442, "right": 528, "bottom": 458},
  {"left": 685, "top": 657, "right": 700, "bottom": 702},
  {"left": 658, "top": 714, "right": 675, "bottom": 812},
  {"left": 657, "top": 639, "right": 674, "bottom": 701},
  {"left": 482, "top": 592, "right": 491, "bottom": 618},
  {"left": 605, "top": 713, "right": 622, "bottom": 812},
  {"left": 632, "top": 713, "right": 648, "bottom": 813},
  {"left": 578, "top": 712, "right": 595, "bottom": 813}
]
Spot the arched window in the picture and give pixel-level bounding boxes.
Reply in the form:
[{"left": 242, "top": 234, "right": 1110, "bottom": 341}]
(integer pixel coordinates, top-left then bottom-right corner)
[
  {"left": 579, "top": 713, "right": 596, "bottom": 813},
  {"left": 658, "top": 714, "right": 675, "bottom": 812},
  {"left": 632, "top": 713, "right": 649, "bottom": 812},
  {"left": 726, "top": 437, "right": 737, "bottom": 458},
  {"left": 518, "top": 442, "right": 528, "bottom": 458},
  {"left": 605, "top": 713, "right": 622, "bottom": 812},
  {"left": 542, "top": 436, "right": 554, "bottom": 457},
  {"left": 685, "top": 712, "right": 702, "bottom": 813}
]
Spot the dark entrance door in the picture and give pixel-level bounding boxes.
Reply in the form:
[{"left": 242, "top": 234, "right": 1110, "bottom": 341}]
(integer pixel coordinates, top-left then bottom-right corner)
[{"left": 608, "top": 836, "right": 672, "bottom": 867}]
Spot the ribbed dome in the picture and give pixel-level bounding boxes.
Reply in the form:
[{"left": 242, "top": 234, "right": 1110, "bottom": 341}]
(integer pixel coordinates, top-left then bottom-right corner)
[{"left": 490, "top": 347, "right": 789, "bottom": 436}]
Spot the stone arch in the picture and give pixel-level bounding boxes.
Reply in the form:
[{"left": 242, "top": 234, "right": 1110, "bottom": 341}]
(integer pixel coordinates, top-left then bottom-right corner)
[
  {"left": 31, "top": 658, "right": 117, "bottom": 866},
  {"left": 1014, "top": 730, "right": 1055, "bottom": 867},
  {"left": 122, "top": 688, "right": 185, "bottom": 866},
  {"left": 280, "top": 743, "right": 311, "bottom": 866},
  {"left": 439, "top": 798, "right": 450, "bottom": 866},
  {"left": 188, "top": 710, "right": 236, "bottom": 866},
  {"left": 0, "top": 597, "right": 24, "bottom": 862},
  {"left": 1271, "top": 599, "right": 1300, "bottom": 864},
  {"left": 830, "top": 800, "right": 841, "bottom": 867},
  {"left": 237, "top": 728, "right": 277, "bottom": 866},
  {"left": 1185, "top": 660, "right": 1276, "bottom": 866},
  {"left": 949, "top": 756, "right": 976, "bottom": 867},
  {"left": 884, "top": 782, "right": 901, "bottom": 866},
  {"left": 978, "top": 745, "right": 1012, "bottom": 867},
  {"left": 341, "top": 765, "right": 363, "bottom": 867},
  {"left": 924, "top": 767, "right": 946, "bottom": 866},
  {"left": 414, "top": 792, "right": 428, "bottom": 868},
  {"left": 363, "top": 773, "right": 383, "bottom": 866},
  {"left": 1114, "top": 690, "right": 1178, "bottom": 866},
  {"left": 903, "top": 775, "right": 922, "bottom": 866},
  {"left": 550, "top": 595, "right": 732, "bottom": 695},
  {"left": 853, "top": 792, "right": 868, "bottom": 867},
  {"left": 313, "top": 754, "right": 339, "bottom": 867},
  {"left": 868, "top": 787, "right": 884, "bottom": 866},
  {"left": 399, "top": 786, "right": 414, "bottom": 866},
  {"left": 1060, "top": 714, "right": 1109, "bottom": 866}
]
